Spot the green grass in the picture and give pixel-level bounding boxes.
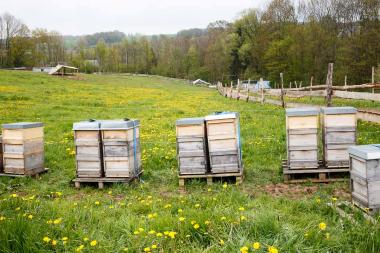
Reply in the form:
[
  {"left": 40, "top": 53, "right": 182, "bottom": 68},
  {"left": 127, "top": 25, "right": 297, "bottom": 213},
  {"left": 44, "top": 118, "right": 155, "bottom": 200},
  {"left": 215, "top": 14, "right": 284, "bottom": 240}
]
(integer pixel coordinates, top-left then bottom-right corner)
[{"left": 0, "top": 70, "right": 379, "bottom": 253}]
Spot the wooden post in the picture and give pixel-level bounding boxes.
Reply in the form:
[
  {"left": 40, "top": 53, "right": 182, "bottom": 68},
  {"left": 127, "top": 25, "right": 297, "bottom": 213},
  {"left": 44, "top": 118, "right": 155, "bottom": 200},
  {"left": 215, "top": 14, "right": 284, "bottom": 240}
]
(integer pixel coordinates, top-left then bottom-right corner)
[
  {"left": 260, "top": 78, "right": 264, "bottom": 104},
  {"left": 310, "top": 76, "right": 313, "bottom": 100},
  {"left": 326, "top": 63, "right": 334, "bottom": 107},
  {"left": 237, "top": 79, "right": 240, "bottom": 100},
  {"left": 290, "top": 82, "right": 292, "bottom": 89},
  {"left": 344, "top": 75, "right": 347, "bottom": 91},
  {"left": 372, "top": 66, "right": 375, "bottom": 94},
  {"left": 295, "top": 81, "right": 298, "bottom": 89},
  {"left": 300, "top": 81, "right": 303, "bottom": 88},
  {"left": 280, "top": 73, "right": 285, "bottom": 108},
  {"left": 246, "top": 79, "right": 250, "bottom": 102},
  {"left": 230, "top": 81, "right": 233, "bottom": 98}
]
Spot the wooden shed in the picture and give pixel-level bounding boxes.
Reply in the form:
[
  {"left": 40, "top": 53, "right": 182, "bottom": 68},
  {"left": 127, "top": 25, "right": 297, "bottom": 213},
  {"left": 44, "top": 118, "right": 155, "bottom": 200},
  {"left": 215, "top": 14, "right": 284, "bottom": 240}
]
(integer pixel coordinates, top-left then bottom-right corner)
[
  {"left": 176, "top": 117, "right": 208, "bottom": 175},
  {"left": 348, "top": 144, "right": 380, "bottom": 213},
  {"left": 2, "top": 122, "right": 44, "bottom": 175},
  {"left": 49, "top": 65, "right": 79, "bottom": 76},
  {"left": 205, "top": 112, "right": 242, "bottom": 174},
  {"left": 286, "top": 108, "right": 319, "bottom": 169},
  {"left": 321, "top": 107, "right": 357, "bottom": 168}
]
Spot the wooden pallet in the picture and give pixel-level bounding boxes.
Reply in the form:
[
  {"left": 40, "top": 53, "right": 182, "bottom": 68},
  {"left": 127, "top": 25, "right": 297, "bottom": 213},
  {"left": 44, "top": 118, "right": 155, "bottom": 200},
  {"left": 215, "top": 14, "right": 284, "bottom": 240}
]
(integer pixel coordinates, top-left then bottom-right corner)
[
  {"left": 282, "top": 160, "right": 349, "bottom": 183},
  {"left": 352, "top": 199, "right": 380, "bottom": 216},
  {"left": 0, "top": 168, "right": 49, "bottom": 178},
  {"left": 72, "top": 171, "right": 143, "bottom": 189},
  {"left": 178, "top": 171, "right": 243, "bottom": 189}
]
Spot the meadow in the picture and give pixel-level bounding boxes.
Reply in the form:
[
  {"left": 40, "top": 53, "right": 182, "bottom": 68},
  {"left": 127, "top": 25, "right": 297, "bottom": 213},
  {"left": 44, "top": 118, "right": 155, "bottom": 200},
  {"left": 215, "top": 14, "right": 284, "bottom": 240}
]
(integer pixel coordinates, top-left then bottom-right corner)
[{"left": 0, "top": 70, "right": 379, "bottom": 253}]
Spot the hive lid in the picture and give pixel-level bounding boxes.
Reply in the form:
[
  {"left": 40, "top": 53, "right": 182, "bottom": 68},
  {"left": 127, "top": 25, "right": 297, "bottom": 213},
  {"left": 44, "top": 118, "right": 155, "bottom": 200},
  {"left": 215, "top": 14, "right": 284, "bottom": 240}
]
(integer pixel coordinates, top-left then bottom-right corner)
[
  {"left": 321, "top": 107, "right": 357, "bottom": 115},
  {"left": 2, "top": 122, "right": 44, "bottom": 129},
  {"left": 176, "top": 117, "right": 204, "bottom": 126},
  {"left": 100, "top": 119, "right": 140, "bottom": 130},
  {"left": 286, "top": 108, "right": 319, "bottom": 116},
  {"left": 73, "top": 121, "right": 100, "bottom": 130},
  {"left": 205, "top": 112, "right": 238, "bottom": 121},
  {"left": 348, "top": 144, "right": 380, "bottom": 160}
]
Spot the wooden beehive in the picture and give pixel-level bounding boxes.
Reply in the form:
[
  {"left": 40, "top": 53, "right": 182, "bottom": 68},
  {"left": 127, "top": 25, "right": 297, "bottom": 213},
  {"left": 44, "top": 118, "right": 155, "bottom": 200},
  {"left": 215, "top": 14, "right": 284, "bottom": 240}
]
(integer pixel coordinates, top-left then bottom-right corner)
[
  {"left": 176, "top": 117, "right": 208, "bottom": 175},
  {"left": 100, "top": 120, "right": 141, "bottom": 178},
  {"left": 205, "top": 112, "right": 242, "bottom": 174},
  {"left": 348, "top": 144, "right": 380, "bottom": 213},
  {"left": 321, "top": 107, "right": 357, "bottom": 168},
  {"left": 2, "top": 122, "right": 44, "bottom": 175},
  {"left": 73, "top": 121, "right": 102, "bottom": 178},
  {"left": 0, "top": 135, "right": 3, "bottom": 173},
  {"left": 286, "top": 108, "right": 319, "bottom": 169}
]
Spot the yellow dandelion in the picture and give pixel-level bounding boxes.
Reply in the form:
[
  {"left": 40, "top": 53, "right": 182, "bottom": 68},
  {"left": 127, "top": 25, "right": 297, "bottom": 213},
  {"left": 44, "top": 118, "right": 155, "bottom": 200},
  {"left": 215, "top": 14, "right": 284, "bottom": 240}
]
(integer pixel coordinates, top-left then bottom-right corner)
[
  {"left": 138, "top": 227, "right": 144, "bottom": 232},
  {"left": 0, "top": 216, "right": 6, "bottom": 221},
  {"left": 47, "top": 220, "right": 53, "bottom": 224},
  {"left": 240, "top": 246, "right": 249, "bottom": 253},
  {"left": 205, "top": 220, "right": 210, "bottom": 225},
  {"left": 43, "top": 236, "right": 51, "bottom": 243},
  {"left": 53, "top": 218, "right": 62, "bottom": 225},
  {"left": 238, "top": 207, "right": 245, "bottom": 211},
  {"left": 191, "top": 220, "right": 196, "bottom": 225},
  {"left": 179, "top": 217, "right": 186, "bottom": 222},
  {"left": 220, "top": 216, "right": 226, "bottom": 221},
  {"left": 15, "top": 207, "right": 21, "bottom": 211},
  {"left": 268, "top": 246, "right": 278, "bottom": 253},
  {"left": 90, "top": 240, "right": 97, "bottom": 246},
  {"left": 27, "top": 214, "right": 33, "bottom": 219},
  {"left": 51, "top": 240, "right": 57, "bottom": 246},
  {"left": 253, "top": 242, "right": 260, "bottom": 250},
  {"left": 62, "top": 237, "right": 68, "bottom": 241},
  {"left": 123, "top": 247, "right": 129, "bottom": 251},
  {"left": 193, "top": 224, "right": 200, "bottom": 229},
  {"left": 222, "top": 183, "right": 227, "bottom": 189},
  {"left": 148, "top": 230, "right": 156, "bottom": 235},
  {"left": 177, "top": 208, "right": 183, "bottom": 213},
  {"left": 83, "top": 237, "right": 89, "bottom": 242},
  {"left": 194, "top": 204, "right": 200, "bottom": 208},
  {"left": 10, "top": 193, "right": 18, "bottom": 198},
  {"left": 76, "top": 245, "right": 84, "bottom": 252},
  {"left": 168, "top": 231, "right": 177, "bottom": 239},
  {"left": 164, "top": 204, "right": 172, "bottom": 209},
  {"left": 94, "top": 201, "right": 100, "bottom": 205},
  {"left": 332, "top": 197, "right": 337, "bottom": 202},
  {"left": 108, "top": 191, "right": 113, "bottom": 195},
  {"left": 156, "top": 232, "right": 163, "bottom": 237},
  {"left": 144, "top": 247, "right": 151, "bottom": 252},
  {"left": 319, "top": 222, "right": 327, "bottom": 231},
  {"left": 219, "top": 239, "right": 225, "bottom": 245},
  {"left": 133, "top": 231, "right": 140, "bottom": 235},
  {"left": 240, "top": 215, "right": 246, "bottom": 221},
  {"left": 152, "top": 244, "right": 157, "bottom": 249}
]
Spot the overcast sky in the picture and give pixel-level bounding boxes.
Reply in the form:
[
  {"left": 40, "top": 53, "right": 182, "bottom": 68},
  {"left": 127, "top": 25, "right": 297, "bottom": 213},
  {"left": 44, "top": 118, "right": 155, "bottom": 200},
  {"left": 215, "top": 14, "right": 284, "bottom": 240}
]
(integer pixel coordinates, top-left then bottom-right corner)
[{"left": 0, "top": 0, "right": 268, "bottom": 36}]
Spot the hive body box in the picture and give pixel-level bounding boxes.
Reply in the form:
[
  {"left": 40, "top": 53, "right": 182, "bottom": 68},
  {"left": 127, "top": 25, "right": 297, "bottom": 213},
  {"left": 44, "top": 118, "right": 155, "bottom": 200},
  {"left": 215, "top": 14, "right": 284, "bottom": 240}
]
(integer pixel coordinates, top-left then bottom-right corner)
[
  {"left": 286, "top": 108, "right": 319, "bottom": 169},
  {"left": 321, "top": 107, "right": 357, "bottom": 168},
  {"left": 2, "top": 122, "right": 44, "bottom": 175},
  {"left": 100, "top": 120, "right": 141, "bottom": 178},
  {"left": 205, "top": 112, "right": 242, "bottom": 174},
  {"left": 0, "top": 136, "right": 3, "bottom": 172},
  {"left": 348, "top": 145, "right": 380, "bottom": 212},
  {"left": 73, "top": 121, "right": 103, "bottom": 178},
  {"left": 176, "top": 118, "right": 208, "bottom": 175}
]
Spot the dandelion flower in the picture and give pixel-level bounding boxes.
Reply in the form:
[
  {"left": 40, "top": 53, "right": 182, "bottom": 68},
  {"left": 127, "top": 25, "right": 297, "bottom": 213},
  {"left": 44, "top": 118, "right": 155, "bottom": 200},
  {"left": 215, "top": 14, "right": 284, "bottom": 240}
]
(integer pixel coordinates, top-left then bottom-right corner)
[
  {"left": 144, "top": 247, "right": 151, "bottom": 252},
  {"left": 238, "top": 207, "right": 245, "bottom": 211},
  {"left": 168, "top": 231, "right": 177, "bottom": 239},
  {"left": 222, "top": 183, "right": 228, "bottom": 189},
  {"left": 133, "top": 231, "right": 140, "bottom": 235},
  {"left": 253, "top": 242, "right": 260, "bottom": 250},
  {"left": 76, "top": 245, "right": 84, "bottom": 252},
  {"left": 207, "top": 188, "right": 212, "bottom": 192},
  {"left": 10, "top": 193, "right": 18, "bottom": 198},
  {"left": 240, "top": 215, "right": 246, "bottom": 221},
  {"left": 205, "top": 220, "right": 210, "bottom": 225},
  {"left": 219, "top": 239, "right": 225, "bottom": 245},
  {"left": 83, "top": 237, "right": 89, "bottom": 242},
  {"left": 15, "top": 207, "right": 21, "bottom": 211},
  {"left": 240, "top": 246, "right": 249, "bottom": 253},
  {"left": 90, "top": 240, "right": 97, "bottom": 246},
  {"left": 319, "top": 222, "right": 327, "bottom": 231},
  {"left": 27, "top": 214, "right": 33, "bottom": 219},
  {"left": 108, "top": 191, "right": 113, "bottom": 195},
  {"left": 94, "top": 201, "right": 100, "bottom": 205},
  {"left": 191, "top": 220, "right": 196, "bottom": 225},
  {"left": 177, "top": 208, "right": 183, "bottom": 213},
  {"left": 156, "top": 232, "right": 163, "bottom": 237},
  {"left": 194, "top": 204, "right": 200, "bottom": 208},
  {"left": 0, "top": 216, "right": 6, "bottom": 221},
  {"left": 62, "top": 237, "right": 68, "bottom": 241},
  {"left": 268, "top": 246, "right": 278, "bottom": 253},
  {"left": 53, "top": 218, "right": 62, "bottom": 225},
  {"left": 152, "top": 244, "right": 157, "bottom": 249},
  {"left": 51, "top": 240, "right": 57, "bottom": 246},
  {"left": 179, "top": 217, "right": 186, "bottom": 222},
  {"left": 164, "top": 204, "right": 172, "bottom": 209},
  {"left": 43, "top": 236, "right": 51, "bottom": 243},
  {"left": 138, "top": 228, "right": 144, "bottom": 232},
  {"left": 220, "top": 216, "right": 226, "bottom": 221},
  {"left": 148, "top": 230, "right": 156, "bottom": 235},
  {"left": 123, "top": 247, "right": 129, "bottom": 251},
  {"left": 193, "top": 224, "right": 200, "bottom": 229}
]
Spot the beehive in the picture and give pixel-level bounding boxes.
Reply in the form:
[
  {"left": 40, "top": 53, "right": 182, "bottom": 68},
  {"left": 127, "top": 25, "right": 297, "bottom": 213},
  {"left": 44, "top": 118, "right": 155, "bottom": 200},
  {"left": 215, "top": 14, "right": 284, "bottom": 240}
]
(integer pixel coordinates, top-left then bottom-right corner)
[
  {"left": 205, "top": 112, "right": 242, "bottom": 174},
  {"left": 176, "top": 117, "right": 208, "bottom": 175},
  {"left": 321, "top": 107, "right": 357, "bottom": 168},
  {"left": 286, "top": 108, "right": 319, "bottom": 169},
  {"left": 2, "top": 122, "right": 44, "bottom": 175},
  {"left": 73, "top": 121, "right": 102, "bottom": 178},
  {"left": 0, "top": 136, "right": 3, "bottom": 173},
  {"left": 100, "top": 120, "right": 141, "bottom": 178},
  {"left": 348, "top": 144, "right": 380, "bottom": 212}
]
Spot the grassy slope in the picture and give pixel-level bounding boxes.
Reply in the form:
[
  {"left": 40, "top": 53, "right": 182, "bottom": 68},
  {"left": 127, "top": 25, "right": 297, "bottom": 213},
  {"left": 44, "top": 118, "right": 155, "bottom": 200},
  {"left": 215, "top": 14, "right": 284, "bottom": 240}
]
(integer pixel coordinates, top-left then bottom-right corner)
[{"left": 0, "top": 70, "right": 379, "bottom": 253}]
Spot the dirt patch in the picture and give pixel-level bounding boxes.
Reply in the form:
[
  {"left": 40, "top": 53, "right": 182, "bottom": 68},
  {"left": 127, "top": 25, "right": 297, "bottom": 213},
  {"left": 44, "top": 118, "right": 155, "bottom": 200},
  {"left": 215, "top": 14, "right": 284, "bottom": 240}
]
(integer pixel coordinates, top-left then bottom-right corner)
[{"left": 261, "top": 183, "right": 319, "bottom": 199}]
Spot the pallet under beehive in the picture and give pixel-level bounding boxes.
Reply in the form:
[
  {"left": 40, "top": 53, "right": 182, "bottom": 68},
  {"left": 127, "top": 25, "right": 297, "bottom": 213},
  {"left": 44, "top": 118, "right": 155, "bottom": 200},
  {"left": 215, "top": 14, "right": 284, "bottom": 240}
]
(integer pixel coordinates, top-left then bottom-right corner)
[
  {"left": 176, "top": 117, "right": 208, "bottom": 175},
  {"left": 286, "top": 108, "right": 319, "bottom": 169},
  {"left": 205, "top": 112, "right": 242, "bottom": 174},
  {"left": 1, "top": 122, "right": 44, "bottom": 175},
  {"left": 348, "top": 145, "right": 380, "bottom": 214},
  {"left": 321, "top": 107, "right": 357, "bottom": 168},
  {"left": 73, "top": 121, "right": 103, "bottom": 178},
  {"left": 100, "top": 120, "right": 141, "bottom": 178}
]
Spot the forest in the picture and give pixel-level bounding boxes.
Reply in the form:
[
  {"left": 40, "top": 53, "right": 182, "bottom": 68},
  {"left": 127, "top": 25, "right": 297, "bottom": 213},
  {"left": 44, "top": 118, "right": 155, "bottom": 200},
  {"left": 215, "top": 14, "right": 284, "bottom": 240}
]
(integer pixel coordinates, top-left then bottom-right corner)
[{"left": 0, "top": 0, "right": 379, "bottom": 86}]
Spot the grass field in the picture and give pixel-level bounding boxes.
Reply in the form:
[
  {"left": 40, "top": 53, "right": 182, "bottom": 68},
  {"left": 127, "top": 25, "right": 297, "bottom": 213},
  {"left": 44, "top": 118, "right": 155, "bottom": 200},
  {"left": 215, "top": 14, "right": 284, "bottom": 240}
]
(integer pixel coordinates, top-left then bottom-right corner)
[{"left": 0, "top": 70, "right": 380, "bottom": 253}]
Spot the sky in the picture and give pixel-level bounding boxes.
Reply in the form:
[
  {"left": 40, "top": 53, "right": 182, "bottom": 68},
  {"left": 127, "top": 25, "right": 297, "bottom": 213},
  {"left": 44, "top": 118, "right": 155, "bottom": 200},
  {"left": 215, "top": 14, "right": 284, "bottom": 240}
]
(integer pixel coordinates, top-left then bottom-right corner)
[{"left": 0, "top": 0, "right": 267, "bottom": 36}]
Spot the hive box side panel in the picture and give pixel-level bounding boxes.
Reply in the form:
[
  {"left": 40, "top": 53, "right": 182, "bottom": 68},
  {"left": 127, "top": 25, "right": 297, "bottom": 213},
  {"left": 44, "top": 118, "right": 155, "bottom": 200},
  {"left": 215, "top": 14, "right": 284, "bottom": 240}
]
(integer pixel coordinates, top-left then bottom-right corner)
[
  {"left": 323, "top": 114, "right": 356, "bottom": 128},
  {"left": 176, "top": 125, "right": 204, "bottom": 137},
  {"left": 3, "top": 139, "right": 44, "bottom": 155},
  {"left": 287, "top": 116, "right": 318, "bottom": 130},
  {"left": 368, "top": 182, "right": 380, "bottom": 207},
  {"left": 350, "top": 156, "right": 367, "bottom": 179},
  {"left": 75, "top": 131, "right": 100, "bottom": 141}
]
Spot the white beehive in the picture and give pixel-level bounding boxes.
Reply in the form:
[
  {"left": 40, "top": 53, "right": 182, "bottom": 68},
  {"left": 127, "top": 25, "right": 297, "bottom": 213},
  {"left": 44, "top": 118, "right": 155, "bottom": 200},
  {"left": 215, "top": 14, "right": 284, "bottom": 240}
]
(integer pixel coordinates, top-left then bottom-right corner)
[
  {"left": 285, "top": 108, "right": 319, "bottom": 169},
  {"left": 348, "top": 144, "right": 380, "bottom": 212}
]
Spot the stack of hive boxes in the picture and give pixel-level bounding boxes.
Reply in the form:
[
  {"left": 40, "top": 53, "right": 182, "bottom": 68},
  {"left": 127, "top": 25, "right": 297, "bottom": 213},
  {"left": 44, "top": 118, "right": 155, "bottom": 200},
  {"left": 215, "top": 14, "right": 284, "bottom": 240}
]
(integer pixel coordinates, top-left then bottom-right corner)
[
  {"left": 176, "top": 112, "right": 243, "bottom": 175},
  {"left": 285, "top": 108, "right": 319, "bottom": 169},
  {"left": 176, "top": 118, "right": 208, "bottom": 175},
  {"left": 1, "top": 122, "right": 44, "bottom": 175},
  {"left": 73, "top": 121, "right": 103, "bottom": 178},
  {"left": 73, "top": 119, "right": 141, "bottom": 179},
  {"left": 205, "top": 112, "right": 242, "bottom": 174},
  {"left": 101, "top": 120, "right": 141, "bottom": 178},
  {"left": 321, "top": 107, "right": 357, "bottom": 168},
  {"left": 348, "top": 144, "right": 380, "bottom": 213}
]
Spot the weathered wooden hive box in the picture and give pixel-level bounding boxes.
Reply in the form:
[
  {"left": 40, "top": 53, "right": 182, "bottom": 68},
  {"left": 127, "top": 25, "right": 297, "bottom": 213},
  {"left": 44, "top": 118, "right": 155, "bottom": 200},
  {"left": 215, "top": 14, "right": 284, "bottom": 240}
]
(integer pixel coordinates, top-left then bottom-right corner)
[
  {"left": 0, "top": 135, "right": 3, "bottom": 172},
  {"left": 205, "top": 112, "right": 242, "bottom": 174},
  {"left": 176, "top": 117, "right": 208, "bottom": 175},
  {"left": 73, "top": 121, "right": 102, "bottom": 178},
  {"left": 286, "top": 108, "right": 319, "bottom": 169},
  {"left": 321, "top": 107, "right": 357, "bottom": 168},
  {"left": 2, "top": 122, "right": 44, "bottom": 175},
  {"left": 348, "top": 144, "right": 380, "bottom": 212},
  {"left": 100, "top": 120, "right": 141, "bottom": 178}
]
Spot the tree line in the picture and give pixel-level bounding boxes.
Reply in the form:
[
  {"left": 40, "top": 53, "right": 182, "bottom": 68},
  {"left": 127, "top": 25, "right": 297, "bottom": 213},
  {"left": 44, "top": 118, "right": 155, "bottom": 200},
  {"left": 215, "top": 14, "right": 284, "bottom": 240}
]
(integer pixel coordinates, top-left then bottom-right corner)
[{"left": 1, "top": 0, "right": 379, "bottom": 87}]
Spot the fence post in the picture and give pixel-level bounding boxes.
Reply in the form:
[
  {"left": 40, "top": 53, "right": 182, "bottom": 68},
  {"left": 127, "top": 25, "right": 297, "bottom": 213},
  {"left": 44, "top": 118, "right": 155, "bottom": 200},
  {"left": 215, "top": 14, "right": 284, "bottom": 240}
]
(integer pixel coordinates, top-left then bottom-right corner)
[
  {"left": 260, "top": 78, "right": 265, "bottom": 104},
  {"left": 310, "top": 76, "right": 313, "bottom": 100},
  {"left": 230, "top": 81, "right": 233, "bottom": 99},
  {"left": 290, "top": 82, "right": 292, "bottom": 89},
  {"left": 326, "top": 63, "right": 334, "bottom": 107},
  {"left": 372, "top": 66, "right": 375, "bottom": 94},
  {"left": 237, "top": 79, "right": 240, "bottom": 100},
  {"left": 280, "top": 73, "right": 285, "bottom": 108},
  {"left": 344, "top": 75, "right": 347, "bottom": 91},
  {"left": 247, "top": 79, "right": 250, "bottom": 102}
]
